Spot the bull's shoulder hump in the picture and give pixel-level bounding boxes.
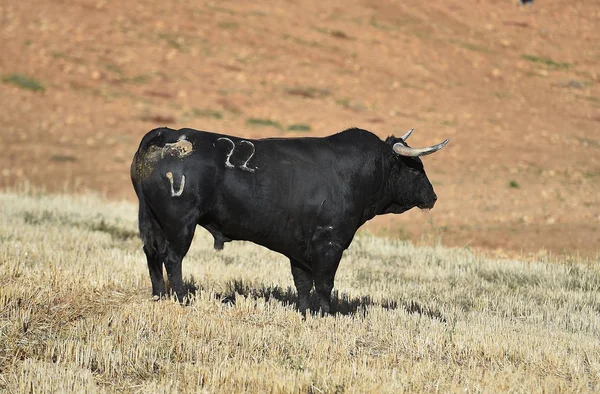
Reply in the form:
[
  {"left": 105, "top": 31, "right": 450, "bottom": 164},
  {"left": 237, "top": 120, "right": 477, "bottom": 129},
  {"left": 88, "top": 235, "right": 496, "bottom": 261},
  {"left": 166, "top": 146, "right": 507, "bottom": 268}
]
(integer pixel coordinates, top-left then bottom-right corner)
[{"left": 330, "top": 128, "right": 381, "bottom": 142}]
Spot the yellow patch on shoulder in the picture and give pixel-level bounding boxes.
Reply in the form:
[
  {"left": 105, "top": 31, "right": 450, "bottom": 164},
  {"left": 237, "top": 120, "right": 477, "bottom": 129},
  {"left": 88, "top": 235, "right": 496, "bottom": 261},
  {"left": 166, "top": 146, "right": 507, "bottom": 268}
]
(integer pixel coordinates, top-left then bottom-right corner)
[
  {"left": 135, "top": 136, "right": 194, "bottom": 180},
  {"left": 163, "top": 137, "right": 193, "bottom": 159}
]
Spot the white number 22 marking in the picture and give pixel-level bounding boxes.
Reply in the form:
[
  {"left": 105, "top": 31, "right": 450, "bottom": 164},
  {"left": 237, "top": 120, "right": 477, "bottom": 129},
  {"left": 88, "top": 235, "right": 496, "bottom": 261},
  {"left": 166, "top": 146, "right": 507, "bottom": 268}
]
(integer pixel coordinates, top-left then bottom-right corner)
[{"left": 217, "top": 138, "right": 256, "bottom": 173}]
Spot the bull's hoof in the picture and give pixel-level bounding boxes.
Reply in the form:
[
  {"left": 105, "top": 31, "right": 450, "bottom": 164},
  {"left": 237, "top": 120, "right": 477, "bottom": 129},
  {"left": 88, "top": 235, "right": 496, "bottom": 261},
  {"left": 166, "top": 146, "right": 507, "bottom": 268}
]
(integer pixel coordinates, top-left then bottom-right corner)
[{"left": 151, "top": 295, "right": 161, "bottom": 301}]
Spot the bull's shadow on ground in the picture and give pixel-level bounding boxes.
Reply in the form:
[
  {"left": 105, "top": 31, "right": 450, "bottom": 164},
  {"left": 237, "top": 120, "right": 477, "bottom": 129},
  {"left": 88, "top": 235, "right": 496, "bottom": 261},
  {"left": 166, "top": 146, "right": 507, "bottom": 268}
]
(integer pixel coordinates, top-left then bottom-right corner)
[{"left": 183, "top": 277, "right": 445, "bottom": 321}]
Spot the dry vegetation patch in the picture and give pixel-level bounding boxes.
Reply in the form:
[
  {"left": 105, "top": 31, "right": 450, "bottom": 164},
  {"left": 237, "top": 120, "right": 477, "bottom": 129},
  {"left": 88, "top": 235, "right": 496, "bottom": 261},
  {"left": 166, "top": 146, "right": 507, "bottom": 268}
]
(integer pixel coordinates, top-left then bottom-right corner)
[{"left": 0, "top": 190, "right": 599, "bottom": 392}]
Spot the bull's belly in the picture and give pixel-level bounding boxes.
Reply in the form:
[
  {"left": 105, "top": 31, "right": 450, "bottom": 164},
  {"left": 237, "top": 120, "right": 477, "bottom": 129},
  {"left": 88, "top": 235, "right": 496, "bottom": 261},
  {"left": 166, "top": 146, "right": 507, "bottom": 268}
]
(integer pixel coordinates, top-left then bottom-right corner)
[{"left": 199, "top": 218, "right": 308, "bottom": 263}]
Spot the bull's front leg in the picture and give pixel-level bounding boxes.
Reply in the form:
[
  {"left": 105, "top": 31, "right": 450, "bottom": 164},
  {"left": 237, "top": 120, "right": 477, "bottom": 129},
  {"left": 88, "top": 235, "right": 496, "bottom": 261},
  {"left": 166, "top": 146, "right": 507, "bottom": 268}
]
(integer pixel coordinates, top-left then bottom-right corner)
[
  {"left": 312, "top": 242, "right": 344, "bottom": 316},
  {"left": 290, "top": 259, "right": 313, "bottom": 317}
]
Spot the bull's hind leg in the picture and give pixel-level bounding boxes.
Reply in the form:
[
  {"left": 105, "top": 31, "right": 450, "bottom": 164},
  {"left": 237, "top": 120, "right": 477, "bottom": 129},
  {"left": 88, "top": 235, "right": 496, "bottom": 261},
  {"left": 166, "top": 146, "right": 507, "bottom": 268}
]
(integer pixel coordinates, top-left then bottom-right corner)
[
  {"left": 143, "top": 244, "right": 166, "bottom": 298},
  {"left": 290, "top": 259, "right": 313, "bottom": 316},
  {"left": 163, "top": 220, "right": 197, "bottom": 302},
  {"left": 138, "top": 204, "right": 167, "bottom": 298}
]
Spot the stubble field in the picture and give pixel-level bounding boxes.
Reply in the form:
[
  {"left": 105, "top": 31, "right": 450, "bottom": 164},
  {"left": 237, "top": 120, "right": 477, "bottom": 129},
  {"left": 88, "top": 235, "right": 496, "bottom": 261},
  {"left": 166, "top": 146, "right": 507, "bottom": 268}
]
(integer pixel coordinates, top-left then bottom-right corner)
[
  {"left": 2, "top": 0, "right": 600, "bottom": 256},
  {"left": 0, "top": 189, "right": 598, "bottom": 392}
]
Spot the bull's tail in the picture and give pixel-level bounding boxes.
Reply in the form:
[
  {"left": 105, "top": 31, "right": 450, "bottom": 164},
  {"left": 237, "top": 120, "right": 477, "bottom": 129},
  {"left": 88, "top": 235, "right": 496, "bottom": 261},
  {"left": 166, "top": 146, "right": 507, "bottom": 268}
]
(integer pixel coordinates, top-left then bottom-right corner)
[
  {"left": 131, "top": 175, "right": 161, "bottom": 255},
  {"left": 131, "top": 127, "right": 173, "bottom": 255},
  {"left": 139, "top": 196, "right": 168, "bottom": 256}
]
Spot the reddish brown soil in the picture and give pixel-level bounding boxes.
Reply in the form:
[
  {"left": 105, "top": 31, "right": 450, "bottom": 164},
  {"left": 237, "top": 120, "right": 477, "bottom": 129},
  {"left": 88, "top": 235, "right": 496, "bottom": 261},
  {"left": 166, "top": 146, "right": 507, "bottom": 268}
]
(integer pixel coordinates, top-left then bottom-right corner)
[{"left": 1, "top": 0, "right": 599, "bottom": 258}]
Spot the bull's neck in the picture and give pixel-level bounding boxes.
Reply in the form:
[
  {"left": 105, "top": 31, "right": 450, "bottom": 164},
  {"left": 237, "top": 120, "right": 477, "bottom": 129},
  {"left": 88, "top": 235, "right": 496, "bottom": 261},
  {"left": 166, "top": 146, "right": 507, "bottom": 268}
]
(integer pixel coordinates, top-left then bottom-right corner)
[
  {"left": 360, "top": 193, "right": 393, "bottom": 225},
  {"left": 359, "top": 155, "right": 394, "bottom": 226}
]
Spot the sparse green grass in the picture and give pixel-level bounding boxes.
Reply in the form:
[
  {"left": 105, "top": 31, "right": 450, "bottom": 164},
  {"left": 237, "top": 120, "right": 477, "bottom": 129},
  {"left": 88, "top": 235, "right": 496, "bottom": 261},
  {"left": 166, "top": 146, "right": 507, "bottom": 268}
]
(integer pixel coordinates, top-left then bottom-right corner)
[
  {"left": 104, "top": 63, "right": 125, "bottom": 75},
  {"left": 409, "top": 30, "right": 432, "bottom": 40},
  {"left": 394, "top": 16, "right": 421, "bottom": 28},
  {"left": 286, "top": 123, "right": 311, "bottom": 132},
  {"left": 190, "top": 108, "right": 223, "bottom": 119},
  {"left": 369, "top": 17, "right": 391, "bottom": 31},
  {"left": 556, "top": 80, "right": 588, "bottom": 89},
  {"left": 50, "top": 51, "right": 85, "bottom": 64},
  {"left": 329, "top": 29, "right": 351, "bottom": 39},
  {"left": 158, "top": 33, "right": 185, "bottom": 50},
  {"left": 246, "top": 118, "right": 283, "bottom": 130},
  {"left": 400, "top": 81, "right": 424, "bottom": 90},
  {"left": 336, "top": 97, "right": 351, "bottom": 107},
  {"left": 440, "top": 120, "right": 456, "bottom": 127},
  {"left": 577, "top": 95, "right": 600, "bottom": 104},
  {"left": 314, "top": 27, "right": 352, "bottom": 40},
  {"left": 285, "top": 86, "right": 330, "bottom": 99},
  {"left": 509, "top": 180, "right": 520, "bottom": 189},
  {"left": 0, "top": 190, "right": 599, "bottom": 392},
  {"left": 449, "top": 39, "right": 490, "bottom": 53},
  {"left": 576, "top": 137, "right": 600, "bottom": 148},
  {"left": 3, "top": 73, "right": 45, "bottom": 92},
  {"left": 521, "top": 54, "right": 570, "bottom": 69},
  {"left": 494, "top": 91, "right": 511, "bottom": 99},
  {"left": 218, "top": 21, "right": 240, "bottom": 30},
  {"left": 49, "top": 154, "right": 77, "bottom": 162},
  {"left": 282, "top": 34, "right": 322, "bottom": 48},
  {"left": 335, "top": 97, "right": 366, "bottom": 111},
  {"left": 583, "top": 171, "right": 600, "bottom": 179},
  {"left": 94, "top": 63, "right": 152, "bottom": 84},
  {"left": 130, "top": 74, "right": 152, "bottom": 84}
]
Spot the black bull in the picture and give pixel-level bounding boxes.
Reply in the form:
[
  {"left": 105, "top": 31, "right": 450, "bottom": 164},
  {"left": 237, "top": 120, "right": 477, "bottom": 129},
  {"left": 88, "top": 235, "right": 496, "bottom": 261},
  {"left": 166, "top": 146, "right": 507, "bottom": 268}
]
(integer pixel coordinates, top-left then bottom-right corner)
[{"left": 131, "top": 127, "right": 448, "bottom": 315}]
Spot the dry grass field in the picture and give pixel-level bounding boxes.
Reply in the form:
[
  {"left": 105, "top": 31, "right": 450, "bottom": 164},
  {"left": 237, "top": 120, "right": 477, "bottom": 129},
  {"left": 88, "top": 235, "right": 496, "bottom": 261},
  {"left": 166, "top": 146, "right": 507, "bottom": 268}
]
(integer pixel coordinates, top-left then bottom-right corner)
[{"left": 1, "top": 188, "right": 599, "bottom": 393}]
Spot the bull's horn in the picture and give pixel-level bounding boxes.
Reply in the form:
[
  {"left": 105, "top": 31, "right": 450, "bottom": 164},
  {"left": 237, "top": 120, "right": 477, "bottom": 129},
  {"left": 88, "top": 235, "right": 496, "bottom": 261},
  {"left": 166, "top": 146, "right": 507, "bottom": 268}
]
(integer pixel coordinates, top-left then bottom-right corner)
[
  {"left": 400, "top": 128, "right": 414, "bottom": 141},
  {"left": 393, "top": 138, "right": 449, "bottom": 157}
]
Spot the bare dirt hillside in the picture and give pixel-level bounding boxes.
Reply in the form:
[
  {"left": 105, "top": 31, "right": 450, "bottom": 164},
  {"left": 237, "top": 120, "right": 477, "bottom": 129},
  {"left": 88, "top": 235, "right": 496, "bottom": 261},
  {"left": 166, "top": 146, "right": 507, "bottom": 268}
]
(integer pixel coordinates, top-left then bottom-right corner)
[{"left": 1, "top": 0, "right": 599, "bottom": 257}]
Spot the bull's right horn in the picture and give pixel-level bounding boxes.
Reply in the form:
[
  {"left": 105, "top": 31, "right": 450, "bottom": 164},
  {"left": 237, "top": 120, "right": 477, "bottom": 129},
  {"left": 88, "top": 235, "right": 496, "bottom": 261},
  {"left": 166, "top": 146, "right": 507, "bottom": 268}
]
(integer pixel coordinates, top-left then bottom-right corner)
[{"left": 393, "top": 138, "right": 449, "bottom": 157}]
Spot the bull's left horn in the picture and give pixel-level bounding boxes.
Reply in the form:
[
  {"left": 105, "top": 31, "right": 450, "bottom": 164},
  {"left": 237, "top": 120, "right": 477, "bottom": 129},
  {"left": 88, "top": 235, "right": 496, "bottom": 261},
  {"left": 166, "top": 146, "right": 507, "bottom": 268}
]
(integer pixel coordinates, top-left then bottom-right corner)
[
  {"left": 393, "top": 138, "right": 449, "bottom": 157},
  {"left": 400, "top": 128, "right": 414, "bottom": 141}
]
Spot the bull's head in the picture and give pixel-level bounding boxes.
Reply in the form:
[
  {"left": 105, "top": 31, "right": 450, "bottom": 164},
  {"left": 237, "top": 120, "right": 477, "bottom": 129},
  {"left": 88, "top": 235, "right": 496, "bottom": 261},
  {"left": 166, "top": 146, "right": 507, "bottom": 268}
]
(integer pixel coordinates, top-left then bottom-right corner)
[{"left": 384, "top": 128, "right": 448, "bottom": 214}]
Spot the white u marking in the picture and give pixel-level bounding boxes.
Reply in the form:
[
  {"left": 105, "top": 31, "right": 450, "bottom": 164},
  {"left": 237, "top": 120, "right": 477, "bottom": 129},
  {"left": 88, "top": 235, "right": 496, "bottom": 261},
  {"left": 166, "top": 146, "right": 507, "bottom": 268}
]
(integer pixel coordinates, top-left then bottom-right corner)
[
  {"left": 166, "top": 172, "right": 185, "bottom": 197},
  {"left": 217, "top": 137, "right": 236, "bottom": 169}
]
